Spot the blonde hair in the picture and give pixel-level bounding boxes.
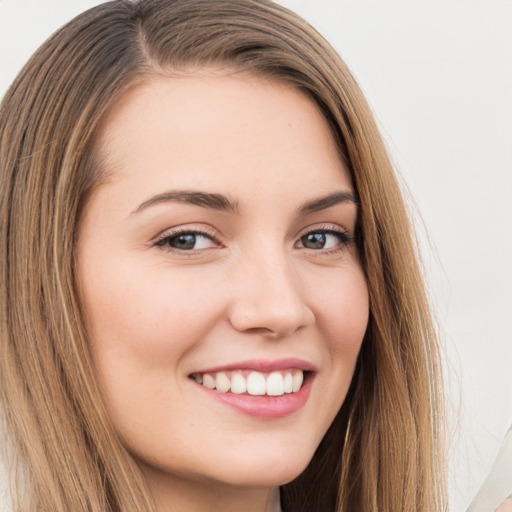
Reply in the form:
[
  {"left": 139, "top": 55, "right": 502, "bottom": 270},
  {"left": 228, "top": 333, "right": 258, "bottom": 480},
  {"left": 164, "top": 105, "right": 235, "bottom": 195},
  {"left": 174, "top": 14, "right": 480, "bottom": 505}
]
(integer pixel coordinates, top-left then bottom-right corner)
[{"left": 0, "top": 1, "right": 446, "bottom": 510}]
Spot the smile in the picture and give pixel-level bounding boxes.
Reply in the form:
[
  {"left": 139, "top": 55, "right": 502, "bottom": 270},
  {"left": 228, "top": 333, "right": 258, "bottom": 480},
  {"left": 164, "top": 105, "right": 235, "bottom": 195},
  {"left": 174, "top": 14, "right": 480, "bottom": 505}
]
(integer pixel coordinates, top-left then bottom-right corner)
[{"left": 190, "top": 369, "right": 304, "bottom": 396}]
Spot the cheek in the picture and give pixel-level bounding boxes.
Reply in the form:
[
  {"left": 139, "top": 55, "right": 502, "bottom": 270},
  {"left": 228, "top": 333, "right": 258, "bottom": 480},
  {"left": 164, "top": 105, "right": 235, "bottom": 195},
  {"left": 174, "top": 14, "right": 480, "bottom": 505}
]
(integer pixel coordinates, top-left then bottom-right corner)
[
  {"left": 80, "top": 262, "right": 224, "bottom": 369},
  {"left": 309, "top": 264, "right": 369, "bottom": 356},
  {"left": 322, "top": 268, "right": 368, "bottom": 413}
]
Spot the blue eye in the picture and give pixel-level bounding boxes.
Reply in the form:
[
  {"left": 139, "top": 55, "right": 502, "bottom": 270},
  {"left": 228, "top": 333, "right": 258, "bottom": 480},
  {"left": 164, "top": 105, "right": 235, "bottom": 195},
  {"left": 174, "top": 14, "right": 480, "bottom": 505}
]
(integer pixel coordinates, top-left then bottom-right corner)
[
  {"left": 297, "top": 230, "right": 351, "bottom": 251},
  {"left": 156, "top": 231, "right": 216, "bottom": 251}
]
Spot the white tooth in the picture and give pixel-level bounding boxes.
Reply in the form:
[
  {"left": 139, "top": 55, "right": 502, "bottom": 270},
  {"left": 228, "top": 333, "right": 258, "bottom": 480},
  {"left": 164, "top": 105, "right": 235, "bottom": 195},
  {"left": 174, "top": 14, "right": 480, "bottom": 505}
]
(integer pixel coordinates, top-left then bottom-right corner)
[
  {"left": 215, "top": 372, "right": 231, "bottom": 393},
  {"left": 202, "top": 374, "right": 216, "bottom": 389},
  {"left": 194, "top": 374, "right": 203, "bottom": 384},
  {"left": 266, "top": 372, "right": 285, "bottom": 396},
  {"left": 283, "top": 372, "right": 293, "bottom": 393},
  {"left": 292, "top": 370, "right": 304, "bottom": 392},
  {"left": 247, "top": 371, "right": 266, "bottom": 395},
  {"left": 230, "top": 373, "right": 247, "bottom": 394}
]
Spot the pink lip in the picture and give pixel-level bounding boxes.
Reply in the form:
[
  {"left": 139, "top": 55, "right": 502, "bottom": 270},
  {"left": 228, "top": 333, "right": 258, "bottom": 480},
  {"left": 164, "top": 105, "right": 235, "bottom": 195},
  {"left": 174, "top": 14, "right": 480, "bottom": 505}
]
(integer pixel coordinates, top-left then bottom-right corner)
[
  {"left": 192, "top": 358, "right": 317, "bottom": 374},
  {"left": 197, "top": 379, "right": 313, "bottom": 419}
]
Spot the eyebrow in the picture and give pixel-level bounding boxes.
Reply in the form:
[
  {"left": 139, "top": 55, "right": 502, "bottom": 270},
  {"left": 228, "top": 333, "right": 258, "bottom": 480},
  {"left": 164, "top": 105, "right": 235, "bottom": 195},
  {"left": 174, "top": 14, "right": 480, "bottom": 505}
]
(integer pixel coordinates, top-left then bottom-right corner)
[
  {"left": 298, "top": 191, "right": 359, "bottom": 215},
  {"left": 132, "top": 190, "right": 240, "bottom": 215},
  {"left": 131, "top": 189, "right": 357, "bottom": 216}
]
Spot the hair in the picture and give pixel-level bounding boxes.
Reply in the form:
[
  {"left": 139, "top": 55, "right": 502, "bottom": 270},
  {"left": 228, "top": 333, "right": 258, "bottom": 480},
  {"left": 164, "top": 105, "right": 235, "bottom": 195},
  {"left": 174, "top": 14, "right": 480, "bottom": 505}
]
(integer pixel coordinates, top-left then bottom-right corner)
[{"left": 0, "top": 1, "right": 446, "bottom": 511}]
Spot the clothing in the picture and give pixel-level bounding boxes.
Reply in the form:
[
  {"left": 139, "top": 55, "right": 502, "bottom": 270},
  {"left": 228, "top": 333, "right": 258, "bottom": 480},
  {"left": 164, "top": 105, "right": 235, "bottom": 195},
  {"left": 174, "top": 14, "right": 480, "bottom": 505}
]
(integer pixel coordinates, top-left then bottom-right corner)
[{"left": 467, "top": 425, "right": 512, "bottom": 512}]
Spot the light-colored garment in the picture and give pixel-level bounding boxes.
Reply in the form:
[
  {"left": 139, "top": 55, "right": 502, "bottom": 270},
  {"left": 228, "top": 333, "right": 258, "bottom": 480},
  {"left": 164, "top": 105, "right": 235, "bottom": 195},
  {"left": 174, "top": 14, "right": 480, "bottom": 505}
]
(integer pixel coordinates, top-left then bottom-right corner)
[
  {"left": 467, "top": 425, "right": 512, "bottom": 512},
  {"left": 0, "top": 438, "right": 12, "bottom": 512},
  {"left": 0, "top": 471, "right": 11, "bottom": 512}
]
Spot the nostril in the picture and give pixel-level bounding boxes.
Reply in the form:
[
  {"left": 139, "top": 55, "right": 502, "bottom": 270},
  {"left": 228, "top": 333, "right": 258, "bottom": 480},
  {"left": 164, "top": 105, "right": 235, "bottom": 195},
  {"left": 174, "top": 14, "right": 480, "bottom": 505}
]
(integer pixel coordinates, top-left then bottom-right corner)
[
  {"left": 231, "top": 323, "right": 306, "bottom": 339},
  {"left": 242, "top": 326, "right": 287, "bottom": 337}
]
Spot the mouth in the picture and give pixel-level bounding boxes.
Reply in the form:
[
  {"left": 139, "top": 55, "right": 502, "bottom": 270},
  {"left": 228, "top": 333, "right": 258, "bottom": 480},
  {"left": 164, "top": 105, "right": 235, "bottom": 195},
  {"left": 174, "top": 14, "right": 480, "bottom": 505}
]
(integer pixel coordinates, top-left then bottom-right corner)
[
  {"left": 190, "top": 369, "right": 306, "bottom": 397},
  {"left": 188, "top": 360, "right": 315, "bottom": 418}
]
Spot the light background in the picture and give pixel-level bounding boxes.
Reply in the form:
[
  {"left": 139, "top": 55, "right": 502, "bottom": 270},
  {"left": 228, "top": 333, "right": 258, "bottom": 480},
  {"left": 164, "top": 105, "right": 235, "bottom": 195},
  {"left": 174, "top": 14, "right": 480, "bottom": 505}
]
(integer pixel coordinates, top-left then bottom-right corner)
[{"left": 0, "top": 1, "right": 511, "bottom": 510}]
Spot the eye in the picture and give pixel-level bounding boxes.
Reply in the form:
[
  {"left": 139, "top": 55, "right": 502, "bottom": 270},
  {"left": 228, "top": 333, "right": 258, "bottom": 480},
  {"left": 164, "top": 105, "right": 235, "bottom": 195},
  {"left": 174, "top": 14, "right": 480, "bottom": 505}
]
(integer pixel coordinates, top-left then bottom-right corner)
[
  {"left": 296, "top": 228, "right": 352, "bottom": 251},
  {"left": 155, "top": 230, "right": 218, "bottom": 251}
]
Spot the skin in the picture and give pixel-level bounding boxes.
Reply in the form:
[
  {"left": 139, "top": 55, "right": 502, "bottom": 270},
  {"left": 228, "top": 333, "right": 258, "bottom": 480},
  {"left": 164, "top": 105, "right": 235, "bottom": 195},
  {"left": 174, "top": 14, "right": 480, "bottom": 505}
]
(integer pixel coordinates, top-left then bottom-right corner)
[{"left": 77, "top": 71, "right": 369, "bottom": 512}]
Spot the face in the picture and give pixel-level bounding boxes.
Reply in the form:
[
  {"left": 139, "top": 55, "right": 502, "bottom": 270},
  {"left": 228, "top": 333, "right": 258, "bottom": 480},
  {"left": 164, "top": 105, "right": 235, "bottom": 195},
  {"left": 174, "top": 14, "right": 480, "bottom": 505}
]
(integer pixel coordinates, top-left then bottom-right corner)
[{"left": 77, "top": 72, "right": 369, "bottom": 501}]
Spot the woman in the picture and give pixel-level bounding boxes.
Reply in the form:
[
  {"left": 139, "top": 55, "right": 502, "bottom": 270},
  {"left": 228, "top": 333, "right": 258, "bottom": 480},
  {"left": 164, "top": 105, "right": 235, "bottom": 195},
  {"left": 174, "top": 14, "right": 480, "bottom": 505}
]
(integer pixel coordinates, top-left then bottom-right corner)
[{"left": 0, "top": 1, "right": 446, "bottom": 511}]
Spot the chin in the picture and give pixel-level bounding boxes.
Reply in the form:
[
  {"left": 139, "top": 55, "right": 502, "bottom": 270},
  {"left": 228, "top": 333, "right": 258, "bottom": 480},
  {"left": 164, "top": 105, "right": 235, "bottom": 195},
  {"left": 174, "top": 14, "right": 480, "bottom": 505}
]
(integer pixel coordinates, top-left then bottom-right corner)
[
  {"left": 137, "top": 437, "right": 317, "bottom": 491},
  {"left": 205, "top": 442, "right": 317, "bottom": 488}
]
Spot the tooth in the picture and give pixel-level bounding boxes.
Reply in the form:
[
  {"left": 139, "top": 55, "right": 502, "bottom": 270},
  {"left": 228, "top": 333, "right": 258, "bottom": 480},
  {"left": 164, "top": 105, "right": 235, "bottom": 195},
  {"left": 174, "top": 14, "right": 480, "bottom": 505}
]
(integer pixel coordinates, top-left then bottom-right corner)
[
  {"left": 283, "top": 372, "right": 293, "bottom": 393},
  {"left": 194, "top": 373, "right": 203, "bottom": 384},
  {"left": 215, "top": 372, "right": 231, "bottom": 393},
  {"left": 202, "top": 374, "right": 216, "bottom": 389},
  {"left": 266, "top": 372, "right": 285, "bottom": 396},
  {"left": 247, "top": 371, "right": 266, "bottom": 395},
  {"left": 230, "top": 373, "right": 247, "bottom": 394},
  {"left": 292, "top": 370, "right": 304, "bottom": 392}
]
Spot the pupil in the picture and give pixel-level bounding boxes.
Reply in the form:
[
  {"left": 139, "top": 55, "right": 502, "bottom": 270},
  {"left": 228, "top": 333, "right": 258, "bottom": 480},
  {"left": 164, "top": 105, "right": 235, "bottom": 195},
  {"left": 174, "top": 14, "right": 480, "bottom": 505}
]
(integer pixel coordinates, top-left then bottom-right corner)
[
  {"left": 303, "top": 233, "right": 326, "bottom": 249},
  {"left": 171, "top": 234, "right": 196, "bottom": 250}
]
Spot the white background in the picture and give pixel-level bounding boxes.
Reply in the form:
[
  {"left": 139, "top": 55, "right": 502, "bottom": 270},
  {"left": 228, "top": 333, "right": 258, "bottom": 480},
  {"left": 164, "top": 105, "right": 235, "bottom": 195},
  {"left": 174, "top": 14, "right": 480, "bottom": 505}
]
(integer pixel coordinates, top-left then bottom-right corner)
[{"left": 1, "top": 1, "right": 511, "bottom": 510}]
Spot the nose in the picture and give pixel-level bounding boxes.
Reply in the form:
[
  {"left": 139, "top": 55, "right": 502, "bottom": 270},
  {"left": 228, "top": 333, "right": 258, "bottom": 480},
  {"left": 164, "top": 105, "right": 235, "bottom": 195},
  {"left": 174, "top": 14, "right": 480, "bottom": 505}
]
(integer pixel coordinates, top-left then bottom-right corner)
[{"left": 227, "top": 249, "right": 315, "bottom": 338}]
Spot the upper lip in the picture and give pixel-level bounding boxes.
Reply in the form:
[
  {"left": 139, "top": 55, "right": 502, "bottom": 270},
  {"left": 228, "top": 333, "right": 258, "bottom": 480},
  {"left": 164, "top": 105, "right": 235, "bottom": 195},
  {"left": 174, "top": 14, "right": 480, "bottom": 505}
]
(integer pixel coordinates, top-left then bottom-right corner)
[{"left": 191, "top": 358, "right": 317, "bottom": 374}]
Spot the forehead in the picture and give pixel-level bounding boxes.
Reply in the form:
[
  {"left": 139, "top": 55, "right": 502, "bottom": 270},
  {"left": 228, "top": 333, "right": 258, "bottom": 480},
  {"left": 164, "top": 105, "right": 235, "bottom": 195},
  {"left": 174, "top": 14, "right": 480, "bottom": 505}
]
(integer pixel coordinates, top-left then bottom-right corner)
[{"left": 93, "top": 71, "right": 352, "bottom": 209}]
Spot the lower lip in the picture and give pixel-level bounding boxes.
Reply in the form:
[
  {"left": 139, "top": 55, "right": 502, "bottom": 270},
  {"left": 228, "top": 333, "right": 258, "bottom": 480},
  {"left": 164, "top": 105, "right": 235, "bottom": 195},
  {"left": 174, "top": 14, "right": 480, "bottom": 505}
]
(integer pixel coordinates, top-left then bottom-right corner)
[{"left": 195, "top": 374, "right": 313, "bottom": 419}]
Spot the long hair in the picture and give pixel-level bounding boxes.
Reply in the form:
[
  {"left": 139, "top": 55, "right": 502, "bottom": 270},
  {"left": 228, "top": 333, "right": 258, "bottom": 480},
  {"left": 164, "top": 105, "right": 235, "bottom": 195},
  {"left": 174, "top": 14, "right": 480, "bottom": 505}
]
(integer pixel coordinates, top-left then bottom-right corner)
[{"left": 0, "top": 1, "right": 446, "bottom": 510}]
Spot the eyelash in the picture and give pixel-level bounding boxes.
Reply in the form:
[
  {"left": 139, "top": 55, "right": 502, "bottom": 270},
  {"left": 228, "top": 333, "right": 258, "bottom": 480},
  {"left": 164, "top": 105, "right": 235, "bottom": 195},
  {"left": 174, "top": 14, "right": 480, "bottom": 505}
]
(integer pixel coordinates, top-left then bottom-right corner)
[
  {"left": 153, "top": 224, "right": 354, "bottom": 255},
  {"left": 154, "top": 227, "right": 221, "bottom": 253},
  {"left": 295, "top": 225, "right": 354, "bottom": 255}
]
